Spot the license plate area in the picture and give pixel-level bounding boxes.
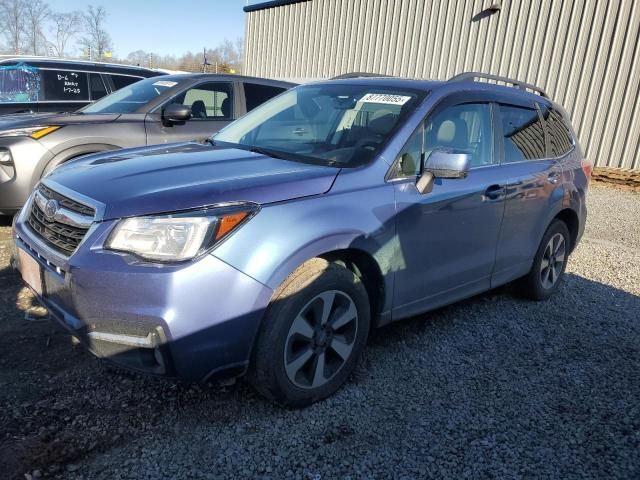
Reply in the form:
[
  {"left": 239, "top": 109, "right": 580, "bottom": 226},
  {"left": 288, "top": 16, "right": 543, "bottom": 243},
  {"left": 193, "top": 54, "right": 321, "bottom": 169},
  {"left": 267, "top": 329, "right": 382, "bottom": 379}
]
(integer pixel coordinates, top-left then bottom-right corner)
[{"left": 18, "top": 248, "right": 44, "bottom": 296}]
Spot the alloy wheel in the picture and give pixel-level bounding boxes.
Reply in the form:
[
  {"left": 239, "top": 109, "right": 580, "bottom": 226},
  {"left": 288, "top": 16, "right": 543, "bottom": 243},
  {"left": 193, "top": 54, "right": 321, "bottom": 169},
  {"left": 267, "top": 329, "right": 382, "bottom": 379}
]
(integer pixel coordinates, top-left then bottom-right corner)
[
  {"left": 284, "top": 290, "right": 358, "bottom": 389},
  {"left": 540, "top": 232, "right": 566, "bottom": 289}
]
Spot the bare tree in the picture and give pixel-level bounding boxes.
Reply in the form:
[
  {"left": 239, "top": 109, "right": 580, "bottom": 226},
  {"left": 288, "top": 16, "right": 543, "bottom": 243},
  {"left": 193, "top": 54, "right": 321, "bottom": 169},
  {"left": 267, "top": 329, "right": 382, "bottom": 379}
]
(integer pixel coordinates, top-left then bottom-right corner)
[
  {"left": 0, "top": 0, "right": 26, "bottom": 54},
  {"left": 49, "top": 11, "right": 82, "bottom": 57},
  {"left": 80, "top": 5, "right": 112, "bottom": 59},
  {"left": 24, "top": 0, "right": 50, "bottom": 55}
]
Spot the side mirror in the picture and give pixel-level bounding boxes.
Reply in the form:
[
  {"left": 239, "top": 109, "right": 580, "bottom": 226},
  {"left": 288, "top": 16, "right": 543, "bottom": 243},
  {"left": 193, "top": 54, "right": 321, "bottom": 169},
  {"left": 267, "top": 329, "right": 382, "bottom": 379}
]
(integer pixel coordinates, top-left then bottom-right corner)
[
  {"left": 163, "top": 104, "right": 192, "bottom": 124},
  {"left": 416, "top": 148, "right": 471, "bottom": 194}
]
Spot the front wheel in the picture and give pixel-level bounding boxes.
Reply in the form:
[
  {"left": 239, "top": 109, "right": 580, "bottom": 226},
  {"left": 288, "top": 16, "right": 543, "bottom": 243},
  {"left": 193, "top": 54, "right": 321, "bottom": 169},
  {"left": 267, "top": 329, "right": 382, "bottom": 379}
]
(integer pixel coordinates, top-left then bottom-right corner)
[
  {"left": 249, "top": 258, "right": 370, "bottom": 407},
  {"left": 519, "top": 220, "right": 570, "bottom": 301}
]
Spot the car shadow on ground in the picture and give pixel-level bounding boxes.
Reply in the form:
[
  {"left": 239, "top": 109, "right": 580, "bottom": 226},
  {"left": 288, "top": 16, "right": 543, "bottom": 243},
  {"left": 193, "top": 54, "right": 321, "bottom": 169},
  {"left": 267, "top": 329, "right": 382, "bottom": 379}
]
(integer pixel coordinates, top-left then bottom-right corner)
[{"left": 1, "top": 266, "right": 639, "bottom": 478}]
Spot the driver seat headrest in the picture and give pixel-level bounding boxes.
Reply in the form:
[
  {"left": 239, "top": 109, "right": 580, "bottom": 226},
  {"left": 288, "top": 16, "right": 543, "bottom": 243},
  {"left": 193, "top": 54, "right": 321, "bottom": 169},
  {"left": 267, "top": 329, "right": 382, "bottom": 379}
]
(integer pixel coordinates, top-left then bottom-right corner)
[{"left": 368, "top": 109, "right": 397, "bottom": 136}]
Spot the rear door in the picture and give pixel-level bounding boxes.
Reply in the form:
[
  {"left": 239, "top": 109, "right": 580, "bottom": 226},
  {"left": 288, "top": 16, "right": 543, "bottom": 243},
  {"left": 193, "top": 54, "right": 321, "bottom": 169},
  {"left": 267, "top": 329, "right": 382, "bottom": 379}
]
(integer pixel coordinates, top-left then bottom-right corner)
[
  {"left": 491, "top": 101, "right": 564, "bottom": 286},
  {"left": 391, "top": 95, "right": 508, "bottom": 318},
  {"left": 144, "top": 81, "right": 235, "bottom": 145}
]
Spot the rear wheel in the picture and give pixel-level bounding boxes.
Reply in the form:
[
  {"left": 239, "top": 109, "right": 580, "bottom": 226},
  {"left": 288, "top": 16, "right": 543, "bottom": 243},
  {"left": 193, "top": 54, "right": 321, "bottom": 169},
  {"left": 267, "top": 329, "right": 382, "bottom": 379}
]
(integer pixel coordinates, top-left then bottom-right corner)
[
  {"left": 519, "top": 220, "right": 570, "bottom": 300},
  {"left": 249, "top": 258, "right": 370, "bottom": 407}
]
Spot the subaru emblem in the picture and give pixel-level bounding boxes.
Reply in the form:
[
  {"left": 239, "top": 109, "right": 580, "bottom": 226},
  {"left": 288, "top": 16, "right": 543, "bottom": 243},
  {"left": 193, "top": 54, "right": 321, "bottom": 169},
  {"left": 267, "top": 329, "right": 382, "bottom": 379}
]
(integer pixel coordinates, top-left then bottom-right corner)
[{"left": 44, "top": 198, "right": 59, "bottom": 220}]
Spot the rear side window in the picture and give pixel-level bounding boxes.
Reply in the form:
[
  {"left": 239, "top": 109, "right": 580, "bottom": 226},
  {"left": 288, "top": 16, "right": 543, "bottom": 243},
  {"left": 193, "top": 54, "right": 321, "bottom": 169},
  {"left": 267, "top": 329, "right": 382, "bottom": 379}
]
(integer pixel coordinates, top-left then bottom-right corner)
[
  {"left": 540, "top": 105, "right": 574, "bottom": 157},
  {"left": 110, "top": 74, "right": 142, "bottom": 90},
  {"left": 244, "top": 83, "right": 287, "bottom": 111},
  {"left": 41, "top": 70, "right": 89, "bottom": 101},
  {"left": 89, "top": 73, "right": 108, "bottom": 100},
  {"left": 498, "top": 104, "right": 546, "bottom": 162}
]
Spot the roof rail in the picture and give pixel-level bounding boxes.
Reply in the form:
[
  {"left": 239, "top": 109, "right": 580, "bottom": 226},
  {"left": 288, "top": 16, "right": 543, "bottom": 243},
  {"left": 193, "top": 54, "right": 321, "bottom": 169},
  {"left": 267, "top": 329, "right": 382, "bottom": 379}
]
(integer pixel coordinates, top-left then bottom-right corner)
[
  {"left": 331, "top": 72, "right": 392, "bottom": 80},
  {"left": 449, "top": 71, "right": 548, "bottom": 98}
]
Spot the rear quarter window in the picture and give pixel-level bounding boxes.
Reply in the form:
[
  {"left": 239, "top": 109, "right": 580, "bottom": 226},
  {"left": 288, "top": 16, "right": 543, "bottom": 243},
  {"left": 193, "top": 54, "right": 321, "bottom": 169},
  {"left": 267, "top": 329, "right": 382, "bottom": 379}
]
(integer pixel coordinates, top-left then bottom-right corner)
[{"left": 540, "top": 105, "right": 574, "bottom": 157}]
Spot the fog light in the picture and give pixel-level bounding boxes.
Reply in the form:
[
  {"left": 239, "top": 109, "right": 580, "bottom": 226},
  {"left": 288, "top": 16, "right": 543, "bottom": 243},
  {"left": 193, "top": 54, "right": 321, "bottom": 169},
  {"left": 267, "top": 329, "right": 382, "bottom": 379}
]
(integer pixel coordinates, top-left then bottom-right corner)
[{"left": 0, "top": 148, "right": 12, "bottom": 166}]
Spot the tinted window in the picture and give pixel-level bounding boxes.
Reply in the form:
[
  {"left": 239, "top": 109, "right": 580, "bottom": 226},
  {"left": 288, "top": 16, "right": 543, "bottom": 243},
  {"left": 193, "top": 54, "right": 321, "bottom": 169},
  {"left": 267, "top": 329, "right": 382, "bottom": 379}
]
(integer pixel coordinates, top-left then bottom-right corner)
[
  {"left": 244, "top": 83, "right": 287, "bottom": 111},
  {"left": 425, "top": 103, "right": 494, "bottom": 167},
  {"left": 499, "top": 104, "right": 546, "bottom": 162},
  {"left": 110, "top": 74, "right": 142, "bottom": 90},
  {"left": 41, "top": 69, "right": 89, "bottom": 101},
  {"left": 171, "top": 82, "right": 232, "bottom": 119},
  {"left": 89, "top": 73, "right": 108, "bottom": 100},
  {"left": 540, "top": 105, "right": 574, "bottom": 157}
]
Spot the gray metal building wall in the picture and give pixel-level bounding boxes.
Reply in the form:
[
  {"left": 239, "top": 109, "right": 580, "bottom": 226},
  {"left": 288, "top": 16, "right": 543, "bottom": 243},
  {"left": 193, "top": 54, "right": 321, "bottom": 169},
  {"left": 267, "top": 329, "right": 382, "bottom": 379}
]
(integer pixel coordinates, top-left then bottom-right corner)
[{"left": 244, "top": 0, "right": 640, "bottom": 169}]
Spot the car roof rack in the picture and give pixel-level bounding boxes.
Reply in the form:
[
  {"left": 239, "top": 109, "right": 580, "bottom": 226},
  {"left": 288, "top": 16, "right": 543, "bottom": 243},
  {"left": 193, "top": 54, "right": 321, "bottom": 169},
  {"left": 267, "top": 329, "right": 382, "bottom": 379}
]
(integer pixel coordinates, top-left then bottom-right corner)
[
  {"left": 449, "top": 71, "right": 549, "bottom": 98},
  {"left": 331, "top": 72, "right": 393, "bottom": 80}
]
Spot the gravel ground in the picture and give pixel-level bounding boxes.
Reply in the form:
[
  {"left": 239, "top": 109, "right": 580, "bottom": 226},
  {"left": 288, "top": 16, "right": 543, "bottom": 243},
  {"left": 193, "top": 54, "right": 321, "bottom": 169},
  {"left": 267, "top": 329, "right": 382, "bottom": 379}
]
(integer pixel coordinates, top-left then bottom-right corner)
[{"left": 1, "top": 184, "right": 639, "bottom": 480}]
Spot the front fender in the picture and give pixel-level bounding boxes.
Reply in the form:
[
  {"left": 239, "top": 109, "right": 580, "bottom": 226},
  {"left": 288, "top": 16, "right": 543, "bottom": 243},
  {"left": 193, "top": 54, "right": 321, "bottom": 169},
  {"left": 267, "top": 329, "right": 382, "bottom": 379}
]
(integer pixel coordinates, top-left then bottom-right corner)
[
  {"left": 212, "top": 182, "right": 398, "bottom": 314},
  {"left": 37, "top": 143, "right": 121, "bottom": 180}
]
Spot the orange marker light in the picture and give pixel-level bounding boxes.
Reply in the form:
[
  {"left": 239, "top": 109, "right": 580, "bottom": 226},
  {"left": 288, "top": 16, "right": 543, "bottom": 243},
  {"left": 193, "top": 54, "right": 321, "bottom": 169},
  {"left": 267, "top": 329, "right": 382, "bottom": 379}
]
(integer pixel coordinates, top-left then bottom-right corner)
[
  {"left": 30, "top": 126, "right": 61, "bottom": 139},
  {"left": 215, "top": 212, "right": 249, "bottom": 240}
]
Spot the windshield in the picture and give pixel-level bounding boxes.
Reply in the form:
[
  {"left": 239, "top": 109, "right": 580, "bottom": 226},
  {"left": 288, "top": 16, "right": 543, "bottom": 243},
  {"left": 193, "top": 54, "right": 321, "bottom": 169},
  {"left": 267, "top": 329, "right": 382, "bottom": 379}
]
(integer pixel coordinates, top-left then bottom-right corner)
[
  {"left": 81, "top": 76, "right": 182, "bottom": 114},
  {"left": 213, "top": 84, "right": 424, "bottom": 167}
]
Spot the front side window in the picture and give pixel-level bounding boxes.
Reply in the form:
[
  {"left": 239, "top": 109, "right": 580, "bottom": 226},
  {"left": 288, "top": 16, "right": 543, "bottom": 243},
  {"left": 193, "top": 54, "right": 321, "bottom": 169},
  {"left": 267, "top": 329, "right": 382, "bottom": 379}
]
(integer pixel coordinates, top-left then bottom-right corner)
[
  {"left": 499, "top": 104, "right": 546, "bottom": 162},
  {"left": 424, "top": 103, "right": 494, "bottom": 167},
  {"left": 81, "top": 76, "right": 182, "bottom": 114},
  {"left": 170, "top": 82, "right": 232, "bottom": 119},
  {"left": 214, "top": 84, "right": 424, "bottom": 167},
  {"left": 539, "top": 104, "right": 574, "bottom": 157}
]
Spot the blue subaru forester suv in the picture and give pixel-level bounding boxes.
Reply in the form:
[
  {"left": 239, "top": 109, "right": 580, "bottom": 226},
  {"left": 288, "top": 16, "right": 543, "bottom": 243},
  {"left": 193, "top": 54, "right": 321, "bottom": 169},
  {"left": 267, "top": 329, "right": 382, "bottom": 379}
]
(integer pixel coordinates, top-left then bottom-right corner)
[{"left": 12, "top": 72, "right": 590, "bottom": 407}]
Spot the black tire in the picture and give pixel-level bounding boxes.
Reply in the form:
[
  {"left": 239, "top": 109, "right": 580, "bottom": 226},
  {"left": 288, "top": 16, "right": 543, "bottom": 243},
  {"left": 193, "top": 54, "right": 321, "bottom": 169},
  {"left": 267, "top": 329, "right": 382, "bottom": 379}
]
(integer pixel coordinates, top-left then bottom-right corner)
[
  {"left": 249, "top": 258, "right": 370, "bottom": 407},
  {"left": 519, "top": 219, "right": 570, "bottom": 301}
]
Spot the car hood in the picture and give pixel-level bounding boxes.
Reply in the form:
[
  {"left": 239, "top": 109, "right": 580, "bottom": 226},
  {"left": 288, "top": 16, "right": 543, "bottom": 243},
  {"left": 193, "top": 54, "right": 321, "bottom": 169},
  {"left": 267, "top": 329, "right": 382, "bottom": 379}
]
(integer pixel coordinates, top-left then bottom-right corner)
[
  {"left": 0, "top": 112, "right": 120, "bottom": 130},
  {"left": 45, "top": 142, "right": 340, "bottom": 220}
]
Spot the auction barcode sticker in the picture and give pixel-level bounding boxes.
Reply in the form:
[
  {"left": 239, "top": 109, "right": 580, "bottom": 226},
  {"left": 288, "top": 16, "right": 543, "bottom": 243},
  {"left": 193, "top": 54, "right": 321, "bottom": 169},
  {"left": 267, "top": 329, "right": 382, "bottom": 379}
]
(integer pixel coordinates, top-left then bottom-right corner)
[
  {"left": 360, "top": 93, "right": 412, "bottom": 105},
  {"left": 153, "top": 80, "right": 178, "bottom": 87}
]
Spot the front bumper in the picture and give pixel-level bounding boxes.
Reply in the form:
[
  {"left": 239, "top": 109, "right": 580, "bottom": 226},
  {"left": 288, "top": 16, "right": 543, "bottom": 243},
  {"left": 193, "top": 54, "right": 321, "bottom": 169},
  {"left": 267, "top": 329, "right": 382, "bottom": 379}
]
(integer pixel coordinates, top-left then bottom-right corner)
[{"left": 12, "top": 205, "right": 274, "bottom": 381}]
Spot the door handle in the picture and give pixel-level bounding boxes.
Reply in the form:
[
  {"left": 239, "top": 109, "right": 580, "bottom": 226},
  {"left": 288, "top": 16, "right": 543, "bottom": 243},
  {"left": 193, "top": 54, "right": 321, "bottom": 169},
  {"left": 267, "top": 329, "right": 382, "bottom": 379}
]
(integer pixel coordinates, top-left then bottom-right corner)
[{"left": 484, "top": 184, "right": 504, "bottom": 201}]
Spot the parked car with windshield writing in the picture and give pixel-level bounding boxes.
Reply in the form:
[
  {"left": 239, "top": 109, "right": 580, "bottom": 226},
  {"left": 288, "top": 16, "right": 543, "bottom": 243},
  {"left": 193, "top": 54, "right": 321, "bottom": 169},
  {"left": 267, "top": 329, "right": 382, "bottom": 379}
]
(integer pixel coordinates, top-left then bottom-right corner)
[
  {"left": 0, "top": 73, "right": 294, "bottom": 215},
  {"left": 0, "top": 57, "right": 162, "bottom": 115},
  {"left": 12, "top": 72, "right": 590, "bottom": 407}
]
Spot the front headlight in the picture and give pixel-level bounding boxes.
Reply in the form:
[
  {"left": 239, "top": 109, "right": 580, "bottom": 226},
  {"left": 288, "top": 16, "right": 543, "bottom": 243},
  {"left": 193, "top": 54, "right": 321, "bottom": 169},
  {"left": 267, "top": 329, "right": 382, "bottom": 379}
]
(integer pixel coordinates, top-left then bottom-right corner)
[
  {"left": 105, "top": 203, "right": 258, "bottom": 262},
  {"left": 0, "top": 125, "right": 62, "bottom": 139}
]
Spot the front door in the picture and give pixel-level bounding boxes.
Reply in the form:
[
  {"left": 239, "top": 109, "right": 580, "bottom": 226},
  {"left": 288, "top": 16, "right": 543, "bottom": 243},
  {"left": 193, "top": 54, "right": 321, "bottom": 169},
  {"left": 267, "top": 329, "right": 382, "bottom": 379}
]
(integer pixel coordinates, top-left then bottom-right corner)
[
  {"left": 145, "top": 81, "right": 234, "bottom": 145},
  {"left": 392, "top": 101, "right": 507, "bottom": 319}
]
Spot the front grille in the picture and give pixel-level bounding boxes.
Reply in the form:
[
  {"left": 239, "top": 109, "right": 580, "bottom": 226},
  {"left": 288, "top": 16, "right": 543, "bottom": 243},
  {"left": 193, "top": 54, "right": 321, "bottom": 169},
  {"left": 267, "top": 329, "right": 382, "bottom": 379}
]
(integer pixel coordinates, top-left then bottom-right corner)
[
  {"left": 38, "top": 184, "right": 95, "bottom": 216},
  {"left": 27, "top": 185, "right": 94, "bottom": 256}
]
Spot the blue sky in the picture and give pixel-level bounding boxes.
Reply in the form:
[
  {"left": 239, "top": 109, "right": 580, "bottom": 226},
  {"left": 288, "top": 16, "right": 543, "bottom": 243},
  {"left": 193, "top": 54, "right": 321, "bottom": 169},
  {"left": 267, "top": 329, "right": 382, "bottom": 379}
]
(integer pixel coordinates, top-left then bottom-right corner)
[{"left": 45, "top": 0, "right": 259, "bottom": 57}]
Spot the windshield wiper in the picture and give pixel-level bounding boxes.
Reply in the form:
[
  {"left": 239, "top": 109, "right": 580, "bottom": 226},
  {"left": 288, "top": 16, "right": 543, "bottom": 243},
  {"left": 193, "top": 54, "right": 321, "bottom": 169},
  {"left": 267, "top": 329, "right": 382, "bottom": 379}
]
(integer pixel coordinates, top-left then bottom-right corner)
[{"left": 248, "top": 145, "right": 287, "bottom": 160}]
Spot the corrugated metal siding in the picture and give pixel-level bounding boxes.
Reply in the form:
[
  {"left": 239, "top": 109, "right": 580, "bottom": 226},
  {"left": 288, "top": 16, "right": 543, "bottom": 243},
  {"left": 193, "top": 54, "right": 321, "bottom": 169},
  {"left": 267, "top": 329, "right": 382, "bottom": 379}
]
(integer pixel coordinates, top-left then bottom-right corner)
[{"left": 245, "top": 0, "right": 640, "bottom": 169}]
